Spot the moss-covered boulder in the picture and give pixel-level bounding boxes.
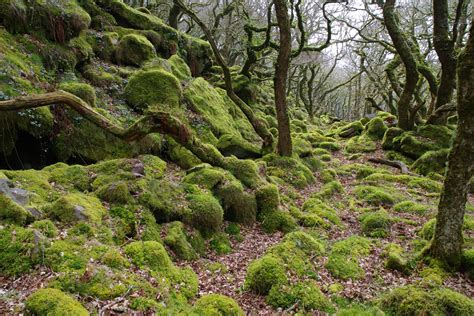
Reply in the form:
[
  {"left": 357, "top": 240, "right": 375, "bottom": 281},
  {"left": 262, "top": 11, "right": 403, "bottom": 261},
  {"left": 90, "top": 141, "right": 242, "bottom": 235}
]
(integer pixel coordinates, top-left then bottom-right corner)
[
  {"left": 163, "top": 221, "right": 198, "bottom": 260},
  {"left": 382, "top": 243, "right": 411, "bottom": 274},
  {"left": 124, "top": 69, "right": 182, "bottom": 112},
  {"left": 25, "top": 288, "right": 88, "bottom": 316},
  {"left": 194, "top": 294, "right": 244, "bottom": 315},
  {"left": 245, "top": 255, "right": 287, "bottom": 295},
  {"left": 59, "top": 81, "right": 96, "bottom": 107},
  {"left": 412, "top": 149, "right": 449, "bottom": 175},
  {"left": 0, "top": 226, "right": 43, "bottom": 276},
  {"left": 325, "top": 236, "right": 372, "bottom": 280},
  {"left": 115, "top": 34, "right": 156, "bottom": 66},
  {"left": 46, "top": 193, "right": 106, "bottom": 224},
  {"left": 336, "top": 121, "right": 364, "bottom": 138},
  {"left": 360, "top": 209, "right": 392, "bottom": 238},
  {"left": 187, "top": 190, "right": 224, "bottom": 234},
  {"left": 267, "top": 281, "right": 332, "bottom": 312},
  {"left": 1, "top": 0, "right": 91, "bottom": 42},
  {"left": 0, "top": 192, "right": 32, "bottom": 225},
  {"left": 124, "top": 240, "right": 173, "bottom": 272},
  {"left": 377, "top": 285, "right": 474, "bottom": 315},
  {"left": 217, "top": 134, "right": 261, "bottom": 159},
  {"left": 345, "top": 134, "right": 377, "bottom": 153},
  {"left": 261, "top": 154, "right": 315, "bottom": 188},
  {"left": 366, "top": 117, "right": 388, "bottom": 140}
]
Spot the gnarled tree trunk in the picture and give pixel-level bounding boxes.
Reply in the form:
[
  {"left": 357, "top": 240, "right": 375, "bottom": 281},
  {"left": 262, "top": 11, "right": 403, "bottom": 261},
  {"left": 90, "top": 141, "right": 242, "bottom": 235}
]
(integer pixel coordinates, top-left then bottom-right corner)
[
  {"left": 273, "top": 0, "right": 293, "bottom": 156},
  {"left": 430, "top": 17, "right": 474, "bottom": 268},
  {"left": 383, "top": 0, "right": 419, "bottom": 130}
]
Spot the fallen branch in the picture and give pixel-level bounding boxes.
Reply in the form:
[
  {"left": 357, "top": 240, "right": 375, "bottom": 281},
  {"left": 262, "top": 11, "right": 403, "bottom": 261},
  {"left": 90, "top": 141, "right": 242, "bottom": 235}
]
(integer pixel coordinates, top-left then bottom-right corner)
[
  {"left": 0, "top": 91, "right": 264, "bottom": 187},
  {"left": 368, "top": 157, "right": 413, "bottom": 175}
]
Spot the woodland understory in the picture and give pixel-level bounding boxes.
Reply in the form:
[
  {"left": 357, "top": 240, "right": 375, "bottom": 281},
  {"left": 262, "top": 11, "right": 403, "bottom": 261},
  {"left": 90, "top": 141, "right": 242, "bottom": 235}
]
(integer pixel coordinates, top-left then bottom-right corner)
[{"left": 0, "top": 0, "right": 473, "bottom": 315}]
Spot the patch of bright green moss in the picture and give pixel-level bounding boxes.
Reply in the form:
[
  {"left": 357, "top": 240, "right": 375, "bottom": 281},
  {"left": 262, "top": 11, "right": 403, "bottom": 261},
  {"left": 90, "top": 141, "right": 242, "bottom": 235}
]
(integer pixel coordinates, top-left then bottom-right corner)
[
  {"left": 46, "top": 193, "right": 106, "bottom": 224},
  {"left": 124, "top": 69, "right": 182, "bottom": 112},
  {"left": 124, "top": 240, "right": 173, "bottom": 272},
  {"left": 326, "top": 236, "right": 372, "bottom": 280},
  {"left": 345, "top": 134, "right": 377, "bottom": 153},
  {"left": 245, "top": 255, "right": 287, "bottom": 295},
  {"left": 25, "top": 288, "right": 88, "bottom": 316},
  {"left": 193, "top": 294, "right": 244, "bottom": 316},
  {"left": 163, "top": 221, "right": 198, "bottom": 260},
  {"left": 376, "top": 285, "right": 474, "bottom": 315},
  {"left": 360, "top": 209, "right": 392, "bottom": 238},
  {"left": 31, "top": 219, "right": 58, "bottom": 238},
  {"left": 354, "top": 185, "right": 403, "bottom": 206},
  {"left": 115, "top": 33, "right": 156, "bottom": 66},
  {"left": 393, "top": 200, "right": 430, "bottom": 214},
  {"left": 267, "top": 281, "right": 332, "bottom": 312},
  {"left": 59, "top": 81, "right": 96, "bottom": 107},
  {"left": 262, "top": 154, "right": 315, "bottom": 189}
]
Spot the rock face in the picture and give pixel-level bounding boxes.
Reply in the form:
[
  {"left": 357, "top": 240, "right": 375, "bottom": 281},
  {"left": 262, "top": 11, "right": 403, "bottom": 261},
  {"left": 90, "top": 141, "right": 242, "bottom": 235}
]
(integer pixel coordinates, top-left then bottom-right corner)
[{"left": 0, "top": 178, "right": 29, "bottom": 206}]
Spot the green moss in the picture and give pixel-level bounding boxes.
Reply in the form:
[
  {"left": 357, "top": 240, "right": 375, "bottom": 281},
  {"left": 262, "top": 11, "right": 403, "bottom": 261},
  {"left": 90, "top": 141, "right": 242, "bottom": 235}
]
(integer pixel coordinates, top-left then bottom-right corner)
[
  {"left": 163, "top": 221, "right": 198, "bottom": 260},
  {"left": 354, "top": 185, "right": 403, "bottom": 206},
  {"left": 336, "top": 121, "right": 364, "bottom": 137},
  {"left": 216, "top": 180, "right": 257, "bottom": 225},
  {"left": 210, "top": 233, "right": 232, "bottom": 254},
  {"left": 418, "top": 219, "right": 436, "bottom": 240},
  {"left": 31, "top": 219, "right": 58, "bottom": 238},
  {"left": 48, "top": 164, "right": 90, "bottom": 192},
  {"left": 0, "top": 193, "right": 32, "bottom": 225},
  {"left": 225, "top": 156, "right": 262, "bottom": 188},
  {"left": 326, "top": 236, "right": 372, "bottom": 280},
  {"left": 393, "top": 200, "right": 430, "bottom": 214},
  {"left": 377, "top": 285, "right": 474, "bottom": 315},
  {"left": 345, "top": 134, "right": 377, "bottom": 153},
  {"left": 217, "top": 134, "right": 261, "bottom": 159},
  {"left": 124, "top": 69, "right": 182, "bottom": 112},
  {"left": 115, "top": 33, "right": 156, "bottom": 66},
  {"left": 96, "top": 181, "right": 132, "bottom": 204},
  {"left": 339, "top": 163, "right": 389, "bottom": 179},
  {"left": 245, "top": 255, "right": 287, "bottom": 295},
  {"left": 267, "top": 231, "right": 324, "bottom": 275},
  {"left": 302, "top": 198, "right": 341, "bottom": 227},
  {"left": 167, "top": 137, "right": 201, "bottom": 169},
  {"left": 193, "top": 294, "right": 244, "bottom": 316},
  {"left": 124, "top": 241, "right": 173, "bottom": 272},
  {"left": 262, "top": 154, "right": 315, "bottom": 188},
  {"left": 101, "top": 248, "right": 130, "bottom": 269},
  {"left": 461, "top": 249, "right": 474, "bottom": 280},
  {"left": 168, "top": 54, "right": 192, "bottom": 81},
  {"left": 46, "top": 193, "right": 106, "bottom": 224},
  {"left": 366, "top": 117, "right": 388, "bottom": 140},
  {"left": 0, "top": 226, "right": 42, "bottom": 276},
  {"left": 25, "top": 288, "right": 88, "bottom": 316},
  {"left": 360, "top": 209, "right": 392, "bottom": 238},
  {"left": 53, "top": 266, "right": 128, "bottom": 300},
  {"left": 382, "top": 243, "right": 411, "bottom": 274},
  {"left": 255, "top": 183, "right": 280, "bottom": 218},
  {"left": 318, "top": 141, "right": 341, "bottom": 151},
  {"left": 262, "top": 210, "right": 296, "bottom": 233},
  {"left": 314, "top": 180, "right": 344, "bottom": 200},
  {"left": 68, "top": 32, "right": 94, "bottom": 62},
  {"left": 82, "top": 63, "right": 122, "bottom": 87},
  {"left": 412, "top": 149, "right": 449, "bottom": 175},
  {"left": 392, "top": 126, "right": 452, "bottom": 159},
  {"left": 59, "top": 81, "right": 96, "bottom": 107},
  {"left": 45, "top": 240, "right": 87, "bottom": 272},
  {"left": 184, "top": 78, "right": 259, "bottom": 145},
  {"left": 267, "top": 281, "right": 332, "bottom": 312},
  {"left": 187, "top": 190, "right": 224, "bottom": 234},
  {"left": 321, "top": 168, "right": 337, "bottom": 183}
]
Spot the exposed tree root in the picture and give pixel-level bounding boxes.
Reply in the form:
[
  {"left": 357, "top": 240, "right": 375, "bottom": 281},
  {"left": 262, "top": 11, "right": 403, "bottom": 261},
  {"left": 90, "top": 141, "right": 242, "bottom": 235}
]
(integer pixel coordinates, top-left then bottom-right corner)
[{"left": 368, "top": 157, "right": 412, "bottom": 175}]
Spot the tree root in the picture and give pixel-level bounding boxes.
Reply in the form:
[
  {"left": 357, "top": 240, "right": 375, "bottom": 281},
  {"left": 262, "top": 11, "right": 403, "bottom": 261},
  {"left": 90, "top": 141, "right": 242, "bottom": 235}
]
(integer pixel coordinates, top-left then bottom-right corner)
[{"left": 368, "top": 157, "right": 413, "bottom": 175}]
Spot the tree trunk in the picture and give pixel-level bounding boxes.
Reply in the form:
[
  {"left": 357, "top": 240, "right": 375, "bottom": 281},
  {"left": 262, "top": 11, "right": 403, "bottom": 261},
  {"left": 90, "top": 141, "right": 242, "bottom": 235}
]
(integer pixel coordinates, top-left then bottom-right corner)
[
  {"left": 383, "top": 0, "right": 419, "bottom": 130},
  {"left": 273, "top": 0, "right": 292, "bottom": 156},
  {"left": 168, "top": 4, "right": 180, "bottom": 29},
  {"left": 426, "top": 0, "right": 457, "bottom": 125},
  {"left": 430, "top": 17, "right": 474, "bottom": 268}
]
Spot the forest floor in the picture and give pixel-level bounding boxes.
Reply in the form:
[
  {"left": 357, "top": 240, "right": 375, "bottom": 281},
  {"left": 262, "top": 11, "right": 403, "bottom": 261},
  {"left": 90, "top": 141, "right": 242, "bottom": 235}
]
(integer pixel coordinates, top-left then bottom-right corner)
[
  {"left": 1, "top": 146, "right": 473, "bottom": 315},
  {"left": 175, "top": 146, "right": 474, "bottom": 315}
]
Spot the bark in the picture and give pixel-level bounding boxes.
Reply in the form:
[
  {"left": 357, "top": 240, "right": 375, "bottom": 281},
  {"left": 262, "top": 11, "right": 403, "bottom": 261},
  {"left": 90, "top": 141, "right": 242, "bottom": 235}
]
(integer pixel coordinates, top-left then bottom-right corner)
[
  {"left": 173, "top": 0, "right": 274, "bottom": 153},
  {"left": 273, "top": 0, "right": 292, "bottom": 156},
  {"left": 168, "top": 4, "right": 180, "bottom": 29},
  {"left": 430, "top": 17, "right": 474, "bottom": 268},
  {"left": 427, "top": 0, "right": 458, "bottom": 125},
  {"left": 383, "top": 0, "right": 419, "bottom": 130}
]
